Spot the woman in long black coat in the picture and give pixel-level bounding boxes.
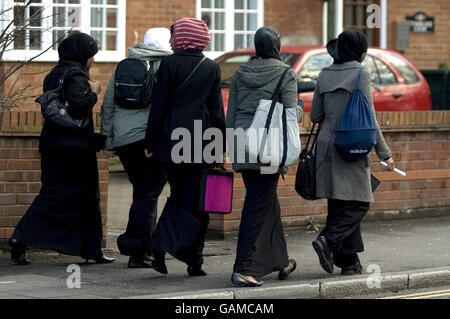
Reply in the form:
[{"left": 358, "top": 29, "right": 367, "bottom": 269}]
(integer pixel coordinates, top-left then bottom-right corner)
[
  {"left": 144, "top": 18, "right": 225, "bottom": 276},
  {"left": 9, "top": 32, "right": 114, "bottom": 265}
]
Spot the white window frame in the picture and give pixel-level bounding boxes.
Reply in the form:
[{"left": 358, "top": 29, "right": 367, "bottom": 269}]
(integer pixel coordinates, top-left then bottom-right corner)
[
  {"left": 196, "top": 0, "right": 264, "bottom": 60},
  {"left": 0, "top": 0, "right": 126, "bottom": 62}
]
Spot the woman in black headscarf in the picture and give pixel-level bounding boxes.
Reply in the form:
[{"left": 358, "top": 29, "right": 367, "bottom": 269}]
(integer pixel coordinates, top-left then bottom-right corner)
[
  {"left": 310, "top": 30, "right": 394, "bottom": 276},
  {"left": 226, "top": 26, "right": 301, "bottom": 287},
  {"left": 9, "top": 32, "right": 114, "bottom": 265}
]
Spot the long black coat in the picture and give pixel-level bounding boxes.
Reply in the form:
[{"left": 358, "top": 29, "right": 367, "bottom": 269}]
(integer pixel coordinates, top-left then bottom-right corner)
[
  {"left": 39, "top": 59, "right": 98, "bottom": 152},
  {"left": 144, "top": 49, "right": 225, "bottom": 164}
]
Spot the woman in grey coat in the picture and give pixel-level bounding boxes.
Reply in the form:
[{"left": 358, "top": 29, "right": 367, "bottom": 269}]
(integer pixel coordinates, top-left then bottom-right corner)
[
  {"left": 310, "top": 30, "right": 395, "bottom": 275},
  {"left": 226, "top": 26, "right": 301, "bottom": 287}
]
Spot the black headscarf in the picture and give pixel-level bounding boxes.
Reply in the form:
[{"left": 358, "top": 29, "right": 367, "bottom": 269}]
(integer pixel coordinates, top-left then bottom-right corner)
[
  {"left": 327, "top": 30, "right": 368, "bottom": 64},
  {"left": 254, "top": 26, "right": 282, "bottom": 61},
  {"left": 58, "top": 32, "right": 99, "bottom": 67}
]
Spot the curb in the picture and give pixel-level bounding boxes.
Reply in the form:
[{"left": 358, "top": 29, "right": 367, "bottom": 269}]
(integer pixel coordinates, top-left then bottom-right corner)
[{"left": 123, "top": 267, "right": 450, "bottom": 299}]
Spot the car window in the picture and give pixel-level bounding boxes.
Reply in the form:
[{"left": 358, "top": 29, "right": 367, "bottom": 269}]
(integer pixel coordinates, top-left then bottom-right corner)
[
  {"left": 381, "top": 52, "right": 420, "bottom": 84},
  {"left": 217, "top": 53, "right": 301, "bottom": 86},
  {"left": 298, "top": 53, "right": 333, "bottom": 82},
  {"left": 374, "top": 58, "right": 398, "bottom": 85},
  {"left": 362, "top": 55, "right": 381, "bottom": 85}
]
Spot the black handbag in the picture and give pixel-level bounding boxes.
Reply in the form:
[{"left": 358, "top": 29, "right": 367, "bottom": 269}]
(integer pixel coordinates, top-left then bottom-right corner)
[
  {"left": 295, "top": 122, "right": 321, "bottom": 200},
  {"left": 36, "top": 67, "right": 90, "bottom": 130}
]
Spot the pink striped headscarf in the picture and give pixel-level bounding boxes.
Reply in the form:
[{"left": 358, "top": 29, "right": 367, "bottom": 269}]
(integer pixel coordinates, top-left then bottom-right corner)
[{"left": 172, "top": 18, "right": 211, "bottom": 53}]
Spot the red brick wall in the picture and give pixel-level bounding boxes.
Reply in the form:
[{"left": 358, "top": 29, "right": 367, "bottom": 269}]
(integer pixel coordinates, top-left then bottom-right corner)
[{"left": 387, "top": 0, "right": 450, "bottom": 69}]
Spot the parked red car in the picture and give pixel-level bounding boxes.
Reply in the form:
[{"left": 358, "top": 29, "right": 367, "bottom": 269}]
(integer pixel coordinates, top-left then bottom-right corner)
[{"left": 216, "top": 46, "right": 432, "bottom": 113}]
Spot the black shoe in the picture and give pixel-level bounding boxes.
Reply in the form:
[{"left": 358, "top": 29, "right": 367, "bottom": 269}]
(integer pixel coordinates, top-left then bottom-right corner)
[
  {"left": 128, "top": 256, "right": 152, "bottom": 269},
  {"left": 93, "top": 254, "right": 115, "bottom": 264},
  {"left": 312, "top": 236, "right": 334, "bottom": 273},
  {"left": 278, "top": 259, "right": 297, "bottom": 280},
  {"left": 231, "top": 273, "right": 263, "bottom": 287},
  {"left": 187, "top": 265, "right": 207, "bottom": 277},
  {"left": 9, "top": 239, "right": 30, "bottom": 266},
  {"left": 341, "top": 260, "right": 363, "bottom": 276},
  {"left": 152, "top": 252, "right": 168, "bottom": 275}
]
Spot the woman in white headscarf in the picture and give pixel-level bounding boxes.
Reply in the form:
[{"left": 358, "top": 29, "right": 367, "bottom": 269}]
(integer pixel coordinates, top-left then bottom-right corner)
[{"left": 100, "top": 28, "right": 172, "bottom": 269}]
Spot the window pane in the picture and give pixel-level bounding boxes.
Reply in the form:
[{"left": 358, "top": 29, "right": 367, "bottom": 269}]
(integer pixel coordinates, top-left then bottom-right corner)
[
  {"left": 357, "top": 5, "right": 364, "bottom": 26},
  {"left": 362, "top": 55, "right": 381, "bottom": 84},
  {"left": 246, "top": 33, "right": 254, "bottom": 47},
  {"left": 29, "top": 6, "right": 42, "bottom": 27},
  {"left": 91, "top": 8, "right": 103, "bottom": 28},
  {"left": 202, "top": 0, "right": 211, "bottom": 8},
  {"left": 214, "top": 33, "right": 224, "bottom": 51},
  {"left": 201, "top": 12, "right": 212, "bottom": 29},
  {"left": 214, "top": 12, "right": 225, "bottom": 30},
  {"left": 234, "top": 34, "right": 244, "bottom": 49},
  {"left": 106, "top": 8, "right": 117, "bottom": 28},
  {"left": 53, "top": 30, "right": 66, "bottom": 49},
  {"left": 247, "top": 13, "right": 258, "bottom": 30},
  {"left": 91, "top": 31, "right": 103, "bottom": 49},
  {"left": 29, "top": 30, "right": 41, "bottom": 50},
  {"left": 375, "top": 58, "right": 398, "bottom": 85},
  {"left": 367, "top": 29, "right": 374, "bottom": 46},
  {"left": 106, "top": 31, "right": 117, "bottom": 50},
  {"left": 13, "top": 28, "right": 25, "bottom": 50},
  {"left": 248, "top": 0, "right": 258, "bottom": 9},
  {"left": 68, "top": 0, "right": 81, "bottom": 4},
  {"left": 215, "top": 0, "right": 224, "bottom": 8},
  {"left": 91, "top": 0, "right": 103, "bottom": 4},
  {"left": 235, "top": 13, "right": 244, "bottom": 31},
  {"left": 345, "top": 5, "right": 353, "bottom": 26},
  {"left": 14, "top": 5, "right": 25, "bottom": 26},
  {"left": 235, "top": 0, "right": 244, "bottom": 9},
  {"left": 107, "top": 0, "right": 117, "bottom": 4}
]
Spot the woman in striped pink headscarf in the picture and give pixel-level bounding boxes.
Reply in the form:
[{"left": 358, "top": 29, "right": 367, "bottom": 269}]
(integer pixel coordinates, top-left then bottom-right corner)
[{"left": 144, "top": 18, "right": 225, "bottom": 277}]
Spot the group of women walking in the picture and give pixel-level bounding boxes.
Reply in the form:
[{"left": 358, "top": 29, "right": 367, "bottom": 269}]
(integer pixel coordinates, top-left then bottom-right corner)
[{"left": 8, "top": 17, "right": 394, "bottom": 288}]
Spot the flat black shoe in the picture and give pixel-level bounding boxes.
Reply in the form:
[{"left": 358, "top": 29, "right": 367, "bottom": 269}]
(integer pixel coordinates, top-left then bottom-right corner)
[
  {"left": 93, "top": 254, "right": 115, "bottom": 264},
  {"left": 231, "top": 273, "right": 263, "bottom": 287},
  {"left": 9, "top": 239, "right": 30, "bottom": 266},
  {"left": 341, "top": 260, "right": 363, "bottom": 276},
  {"left": 152, "top": 259, "right": 168, "bottom": 275},
  {"left": 278, "top": 259, "right": 297, "bottom": 280},
  {"left": 312, "top": 236, "right": 334, "bottom": 273},
  {"left": 187, "top": 266, "right": 207, "bottom": 277},
  {"left": 128, "top": 256, "right": 152, "bottom": 269}
]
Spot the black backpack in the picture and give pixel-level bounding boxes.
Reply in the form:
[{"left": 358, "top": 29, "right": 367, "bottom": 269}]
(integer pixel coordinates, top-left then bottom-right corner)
[{"left": 114, "top": 57, "right": 155, "bottom": 109}]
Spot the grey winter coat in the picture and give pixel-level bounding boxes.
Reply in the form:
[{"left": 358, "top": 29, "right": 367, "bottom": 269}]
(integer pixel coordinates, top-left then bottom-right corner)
[
  {"left": 310, "top": 61, "right": 392, "bottom": 203},
  {"left": 100, "top": 43, "right": 172, "bottom": 150},
  {"left": 225, "top": 57, "right": 302, "bottom": 172}
]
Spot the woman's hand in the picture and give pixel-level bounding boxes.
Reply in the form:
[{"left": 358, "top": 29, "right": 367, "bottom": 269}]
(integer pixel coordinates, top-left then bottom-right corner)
[
  {"left": 103, "top": 150, "right": 115, "bottom": 158},
  {"left": 89, "top": 80, "right": 102, "bottom": 95},
  {"left": 385, "top": 157, "right": 395, "bottom": 171},
  {"left": 144, "top": 149, "right": 153, "bottom": 159}
]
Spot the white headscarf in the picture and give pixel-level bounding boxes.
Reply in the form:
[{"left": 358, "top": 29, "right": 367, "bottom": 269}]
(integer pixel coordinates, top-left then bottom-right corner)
[{"left": 143, "top": 28, "right": 171, "bottom": 51}]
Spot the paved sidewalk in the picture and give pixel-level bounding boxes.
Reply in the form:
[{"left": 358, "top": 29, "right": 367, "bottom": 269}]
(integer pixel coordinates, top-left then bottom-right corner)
[{"left": 0, "top": 215, "right": 450, "bottom": 299}]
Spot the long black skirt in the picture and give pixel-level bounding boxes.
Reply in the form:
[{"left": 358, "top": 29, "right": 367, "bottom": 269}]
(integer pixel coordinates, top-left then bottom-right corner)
[
  {"left": 151, "top": 164, "right": 209, "bottom": 267},
  {"left": 11, "top": 149, "right": 103, "bottom": 260},
  {"left": 233, "top": 170, "right": 289, "bottom": 278}
]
